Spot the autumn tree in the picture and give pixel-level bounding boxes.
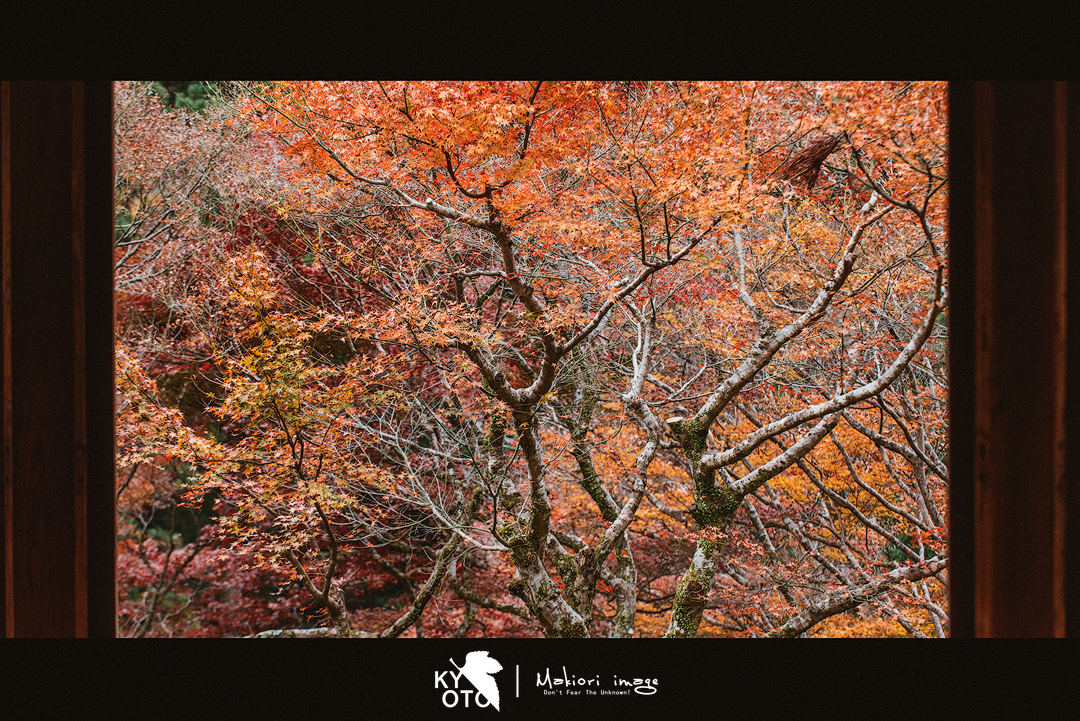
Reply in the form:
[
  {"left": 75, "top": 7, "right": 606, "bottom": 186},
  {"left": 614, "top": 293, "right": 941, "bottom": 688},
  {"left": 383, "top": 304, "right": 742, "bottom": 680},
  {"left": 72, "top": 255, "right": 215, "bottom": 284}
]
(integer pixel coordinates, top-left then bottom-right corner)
[
  {"left": 119, "top": 81, "right": 949, "bottom": 637},
  {"left": 113, "top": 80, "right": 515, "bottom": 637}
]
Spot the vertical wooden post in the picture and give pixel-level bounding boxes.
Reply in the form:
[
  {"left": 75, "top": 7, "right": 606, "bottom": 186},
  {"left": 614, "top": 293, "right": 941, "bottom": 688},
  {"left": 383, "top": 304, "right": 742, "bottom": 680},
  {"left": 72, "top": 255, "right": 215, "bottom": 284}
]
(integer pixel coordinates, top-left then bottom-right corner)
[
  {"left": 947, "top": 82, "right": 976, "bottom": 638},
  {"left": 1065, "top": 82, "right": 1080, "bottom": 641},
  {"left": 0, "top": 81, "right": 115, "bottom": 637},
  {"left": 950, "top": 81, "right": 1080, "bottom": 637}
]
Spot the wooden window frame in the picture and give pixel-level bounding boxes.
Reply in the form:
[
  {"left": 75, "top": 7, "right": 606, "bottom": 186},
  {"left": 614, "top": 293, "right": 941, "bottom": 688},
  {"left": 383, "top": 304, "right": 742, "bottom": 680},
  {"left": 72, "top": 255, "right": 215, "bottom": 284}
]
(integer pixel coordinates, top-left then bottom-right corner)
[{"left": 1, "top": 81, "right": 1075, "bottom": 637}]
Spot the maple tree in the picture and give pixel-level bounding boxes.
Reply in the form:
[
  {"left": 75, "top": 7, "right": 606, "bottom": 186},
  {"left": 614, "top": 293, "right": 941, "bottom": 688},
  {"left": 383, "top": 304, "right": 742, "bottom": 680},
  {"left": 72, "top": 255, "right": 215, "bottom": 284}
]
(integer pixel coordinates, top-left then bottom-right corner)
[{"left": 116, "top": 81, "right": 949, "bottom": 637}]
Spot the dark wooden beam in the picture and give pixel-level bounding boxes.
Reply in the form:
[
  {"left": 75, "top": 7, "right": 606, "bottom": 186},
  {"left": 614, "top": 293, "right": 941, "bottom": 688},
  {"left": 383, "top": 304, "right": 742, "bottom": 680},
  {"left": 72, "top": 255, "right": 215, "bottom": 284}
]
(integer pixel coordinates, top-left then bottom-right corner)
[
  {"left": 950, "top": 81, "right": 1080, "bottom": 637},
  {"left": 0, "top": 81, "right": 115, "bottom": 637},
  {"left": 947, "top": 81, "right": 976, "bottom": 637},
  {"left": 1066, "top": 82, "right": 1080, "bottom": 641}
]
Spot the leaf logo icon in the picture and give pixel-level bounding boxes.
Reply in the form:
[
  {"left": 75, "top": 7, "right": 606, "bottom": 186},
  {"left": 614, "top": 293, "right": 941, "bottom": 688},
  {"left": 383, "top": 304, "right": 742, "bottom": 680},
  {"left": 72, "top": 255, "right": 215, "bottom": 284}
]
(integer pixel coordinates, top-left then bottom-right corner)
[{"left": 450, "top": 651, "right": 503, "bottom": 711}]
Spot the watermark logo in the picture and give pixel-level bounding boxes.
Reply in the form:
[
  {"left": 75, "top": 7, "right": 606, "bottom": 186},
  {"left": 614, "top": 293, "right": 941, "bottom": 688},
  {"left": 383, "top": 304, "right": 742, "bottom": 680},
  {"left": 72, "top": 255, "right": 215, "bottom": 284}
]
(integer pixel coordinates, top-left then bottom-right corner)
[
  {"left": 536, "top": 667, "right": 658, "bottom": 696},
  {"left": 435, "top": 651, "right": 503, "bottom": 711}
]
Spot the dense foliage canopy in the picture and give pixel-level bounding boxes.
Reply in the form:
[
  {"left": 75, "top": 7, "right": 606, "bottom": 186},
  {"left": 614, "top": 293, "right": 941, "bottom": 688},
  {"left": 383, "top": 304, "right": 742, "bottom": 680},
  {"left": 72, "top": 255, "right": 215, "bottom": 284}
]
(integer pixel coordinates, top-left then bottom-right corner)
[{"left": 115, "top": 81, "right": 948, "bottom": 637}]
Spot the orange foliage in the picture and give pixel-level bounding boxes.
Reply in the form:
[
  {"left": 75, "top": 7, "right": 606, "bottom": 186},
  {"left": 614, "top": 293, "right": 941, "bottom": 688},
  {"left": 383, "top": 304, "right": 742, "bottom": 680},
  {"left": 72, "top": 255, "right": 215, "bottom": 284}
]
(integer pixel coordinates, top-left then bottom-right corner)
[{"left": 116, "top": 81, "right": 948, "bottom": 637}]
